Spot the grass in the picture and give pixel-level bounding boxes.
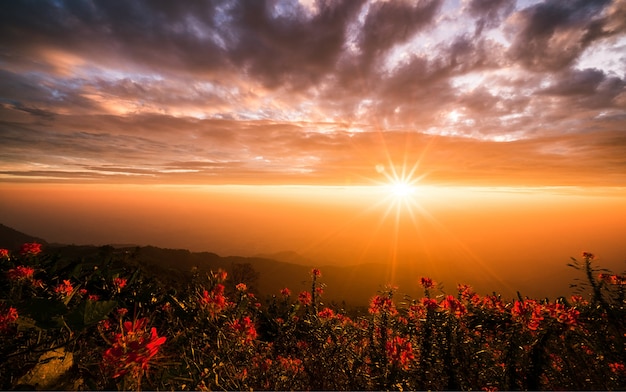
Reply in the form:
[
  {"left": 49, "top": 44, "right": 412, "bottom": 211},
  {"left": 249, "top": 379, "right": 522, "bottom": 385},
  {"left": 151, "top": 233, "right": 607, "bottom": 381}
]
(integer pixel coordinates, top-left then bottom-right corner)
[{"left": 0, "top": 244, "right": 624, "bottom": 390}]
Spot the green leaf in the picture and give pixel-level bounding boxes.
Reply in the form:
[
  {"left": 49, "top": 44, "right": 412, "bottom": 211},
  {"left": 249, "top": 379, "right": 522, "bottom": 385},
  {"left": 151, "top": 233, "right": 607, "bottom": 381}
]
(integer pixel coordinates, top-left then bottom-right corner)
[
  {"left": 22, "top": 298, "right": 68, "bottom": 330},
  {"left": 70, "top": 263, "right": 84, "bottom": 279},
  {"left": 128, "top": 268, "right": 141, "bottom": 285},
  {"left": 15, "top": 315, "right": 38, "bottom": 331},
  {"left": 65, "top": 300, "right": 118, "bottom": 331}
]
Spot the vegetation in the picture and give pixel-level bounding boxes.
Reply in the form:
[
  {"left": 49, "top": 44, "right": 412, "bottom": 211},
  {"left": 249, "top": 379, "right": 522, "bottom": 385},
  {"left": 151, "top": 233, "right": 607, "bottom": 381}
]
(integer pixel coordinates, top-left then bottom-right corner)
[{"left": 0, "top": 243, "right": 624, "bottom": 390}]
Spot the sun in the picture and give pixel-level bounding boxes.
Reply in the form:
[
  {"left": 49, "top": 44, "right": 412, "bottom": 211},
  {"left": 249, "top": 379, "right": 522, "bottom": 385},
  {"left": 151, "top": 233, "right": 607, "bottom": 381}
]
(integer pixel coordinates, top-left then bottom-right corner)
[
  {"left": 376, "top": 163, "right": 422, "bottom": 201},
  {"left": 387, "top": 179, "right": 417, "bottom": 198}
]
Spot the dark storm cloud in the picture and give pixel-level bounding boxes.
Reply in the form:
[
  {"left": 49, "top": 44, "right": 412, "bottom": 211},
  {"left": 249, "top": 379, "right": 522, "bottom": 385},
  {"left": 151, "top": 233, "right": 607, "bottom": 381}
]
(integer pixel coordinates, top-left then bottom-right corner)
[
  {"left": 539, "top": 68, "right": 626, "bottom": 110},
  {"left": 506, "top": 0, "right": 624, "bottom": 71},
  {"left": 359, "top": 0, "right": 442, "bottom": 68},
  {"left": 226, "top": 0, "right": 366, "bottom": 89},
  {"left": 0, "top": 69, "right": 99, "bottom": 116},
  {"left": 467, "top": 0, "right": 515, "bottom": 35},
  {"left": 0, "top": 0, "right": 226, "bottom": 74},
  {"left": 369, "top": 34, "right": 510, "bottom": 129},
  {"left": 0, "top": 0, "right": 441, "bottom": 90}
]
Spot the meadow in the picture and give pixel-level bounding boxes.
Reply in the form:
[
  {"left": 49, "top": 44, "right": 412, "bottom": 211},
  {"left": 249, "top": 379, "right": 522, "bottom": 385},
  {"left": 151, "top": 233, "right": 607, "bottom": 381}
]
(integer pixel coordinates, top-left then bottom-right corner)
[{"left": 0, "top": 242, "right": 624, "bottom": 390}]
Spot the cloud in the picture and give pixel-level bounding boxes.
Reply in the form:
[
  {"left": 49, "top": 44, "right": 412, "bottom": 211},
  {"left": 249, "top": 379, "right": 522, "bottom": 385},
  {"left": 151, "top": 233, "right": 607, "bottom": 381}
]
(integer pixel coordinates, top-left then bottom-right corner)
[
  {"left": 466, "top": 0, "right": 516, "bottom": 35},
  {"left": 227, "top": 0, "right": 366, "bottom": 89},
  {"left": 539, "top": 68, "right": 626, "bottom": 110},
  {"left": 505, "top": 0, "right": 622, "bottom": 71},
  {"left": 358, "top": 0, "right": 442, "bottom": 69},
  {"left": 0, "top": 0, "right": 625, "bottom": 186}
]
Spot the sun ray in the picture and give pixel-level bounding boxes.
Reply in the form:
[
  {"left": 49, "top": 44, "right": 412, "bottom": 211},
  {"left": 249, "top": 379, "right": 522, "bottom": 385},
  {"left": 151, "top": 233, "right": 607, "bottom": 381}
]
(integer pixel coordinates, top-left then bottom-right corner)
[{"left": 293, "top": 128, "right": 515, "bottom": 296}]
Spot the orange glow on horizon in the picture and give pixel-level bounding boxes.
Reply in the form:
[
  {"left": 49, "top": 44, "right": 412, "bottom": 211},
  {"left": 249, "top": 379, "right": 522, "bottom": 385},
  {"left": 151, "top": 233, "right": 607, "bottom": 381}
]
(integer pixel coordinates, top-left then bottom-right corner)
[{"left": 1, "top": 182, "right": 625, "bottom": 301}]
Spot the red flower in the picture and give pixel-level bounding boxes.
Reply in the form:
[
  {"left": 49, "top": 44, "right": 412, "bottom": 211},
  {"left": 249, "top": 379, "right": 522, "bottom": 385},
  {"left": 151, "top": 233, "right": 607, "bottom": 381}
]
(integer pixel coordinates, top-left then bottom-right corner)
[
  {"left": 479, "top": 295, "right": 507, "bottom": 313},
  {"left": 231, "top": 316, "right": 257, "bottom": 344},
  {"left": 311, "top": 268, "right": 322, "bottom": 278},
  {"left": 421, "top": 297, "right": 439, "bottom": 311},
  {"left": 457, "top": 284, "right": 474, "bottom": 300},
  {"left": 441, "top": 295, "right": 467, "bottom": 317},
  {"left": 7, "top": 265, "right": 35, "bottom": 281},
  {"left": 113, "top": 277, "right": 127, "bottom": 290},
  {"left": 0, "top": 249, "right": 9, "bottom": 259},
  {"left": 420, "top": 277, "right": 435, "bottom": 289},
  {"left": 278, "top": 356, "right": 304, "bottom": 374},
  {"left": 199, "top": 284, "right": 230, "bottom": 318},
  {"left": 0, "top": 306, "right": 18, "bottom": 333},
  {"left": 99, "top": 319, "right": 112, "bottom": 331},
  {"left": 582, "top": 252, "right": 595, "bottom": 260},
  {"left": 599, "top": 273, "right": 626, "bottom": 285},
  {"left": 570, "top": 295, "right": 588, "bottom": 305},
  {"left": 545, "top": 302, "right": 579, "bottom": 328},
  {"left": 102, "top": 317, "right": 166, "bottom": 379},
  {"left": 318, "top": 307, "right": 335, "bottom": 319},
  {"left": 408, "top": 303, "right": 426, "bottom": 320},
  {"left": 298, "top": 291, "right": 312, "bottom": 306},
  {"left": 214, "top": 269, "right": 228, "bottom": 282},
  {"left": 236, "top": 283, "right": 247, "bottom": 292},
  {"left": 20, "top": 242, "right": 42, "bottom": 256},
  {"left": 280, "top": 287, "right": 291, "bottom": 297},
  {"left": 512, "top": 299, "right": 544, "bottom": 331},
  {"left": 386, "top": 336, "right": 415, "bottom": 370},
  {"left": 609, "top": 362, "right": 625, "bottom": 374},
  {"left": 368, "top": 295, "right": 397, "bottom": 316},
  {"left": 54, "top": 279, "right": 74, "bottom": 296}
]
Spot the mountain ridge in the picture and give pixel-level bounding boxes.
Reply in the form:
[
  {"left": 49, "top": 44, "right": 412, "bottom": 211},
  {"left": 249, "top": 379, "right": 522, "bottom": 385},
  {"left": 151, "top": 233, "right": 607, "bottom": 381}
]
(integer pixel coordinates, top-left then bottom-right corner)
[
  {"left": 3, "top": 223, "right": 574, "bottom": 305},
  {"left": 0, "top": 223, "right": 48, "bottom": 250},
  {"left": 0, "top": 224, "right": 390, "bottom": 306}
]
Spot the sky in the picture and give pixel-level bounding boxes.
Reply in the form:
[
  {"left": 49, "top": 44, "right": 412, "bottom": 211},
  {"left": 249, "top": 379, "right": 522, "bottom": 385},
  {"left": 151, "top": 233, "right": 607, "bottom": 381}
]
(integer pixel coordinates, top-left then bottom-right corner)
[{"left": 1, "top": 0, "right": 625, "bottom": 298}]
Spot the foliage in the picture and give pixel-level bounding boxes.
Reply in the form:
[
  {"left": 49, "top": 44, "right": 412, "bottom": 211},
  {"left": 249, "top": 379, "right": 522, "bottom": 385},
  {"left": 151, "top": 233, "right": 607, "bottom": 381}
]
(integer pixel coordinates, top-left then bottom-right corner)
[{"left": 0, "top": 245, "right": 624, "bottom": 390}]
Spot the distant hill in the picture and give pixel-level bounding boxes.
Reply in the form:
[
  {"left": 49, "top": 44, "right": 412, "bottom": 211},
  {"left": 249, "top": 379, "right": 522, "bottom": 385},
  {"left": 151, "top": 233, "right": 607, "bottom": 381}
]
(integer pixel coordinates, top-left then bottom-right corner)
[
  {"left": 0, "top": 223, "right": 48, "bottom": 251},
  {"left": 0, "top": 224, "right": 388, "bottom": 306},
  {"left": 2, "top": 224, "right": 491, "bottom": 306},
  {"left": 254, "top": 250, "right": 313, "bottom": 265},
  {"left": 120, "top": 246, "right": 390, "bottom": 306}
]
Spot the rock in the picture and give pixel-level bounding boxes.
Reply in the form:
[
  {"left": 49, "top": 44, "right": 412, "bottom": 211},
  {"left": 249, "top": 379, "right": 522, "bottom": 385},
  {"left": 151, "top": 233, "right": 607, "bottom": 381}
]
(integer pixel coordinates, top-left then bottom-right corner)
[{"left": 17, "top": 348, "right": 74, "bottom": 390}]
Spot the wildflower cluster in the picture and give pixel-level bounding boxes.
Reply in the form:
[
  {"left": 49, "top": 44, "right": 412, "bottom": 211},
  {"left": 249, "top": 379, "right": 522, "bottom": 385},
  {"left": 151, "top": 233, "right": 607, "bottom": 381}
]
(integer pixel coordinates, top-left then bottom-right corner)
[
  {"left": 113, "top": 277, "right": 127, "bottom": 292},
  {"left": 0, "top": 305, "right": 18, "bottom": 333},
  {"left": 102, "top": 317, "right": 166, "bottom": 382},
  {"left": 0, "top": 242, "right": 169, "bottom": 390},
  {"left": 20, "top": 242, "right": 42, "bottom": 256},
  {"left": 386, "top": 335, "right": 415, "bottom": 370},
  {"left": 230, "top": 316, "right": 258, "bottom": 345},
  {"left": 54, "top": 279, "right": 74, "bottom": 297},
  {"left": 198, "top": 283, "right": 230, "bottom": 317},
  {"left": 0, "top": 246, "right": 624, "bottom": 391},
  {"left": 7, "top": 265, "right": 35, "bottom": 281},
  {"left": 599, "top": 273, "right": 626, "bottom": 286},
  {"left": 369, "top": 286, "right": 398, "bottom": 316}
]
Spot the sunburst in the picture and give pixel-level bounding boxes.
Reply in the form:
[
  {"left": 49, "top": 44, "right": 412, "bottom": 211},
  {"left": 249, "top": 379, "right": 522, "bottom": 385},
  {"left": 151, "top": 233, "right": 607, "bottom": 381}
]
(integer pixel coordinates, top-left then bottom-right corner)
[
  {"left": 376, "top": 160, "right": 425, "bottom": 207},
  {"left": 388, "top": 179, "right": 417, "bottom": 198}
]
